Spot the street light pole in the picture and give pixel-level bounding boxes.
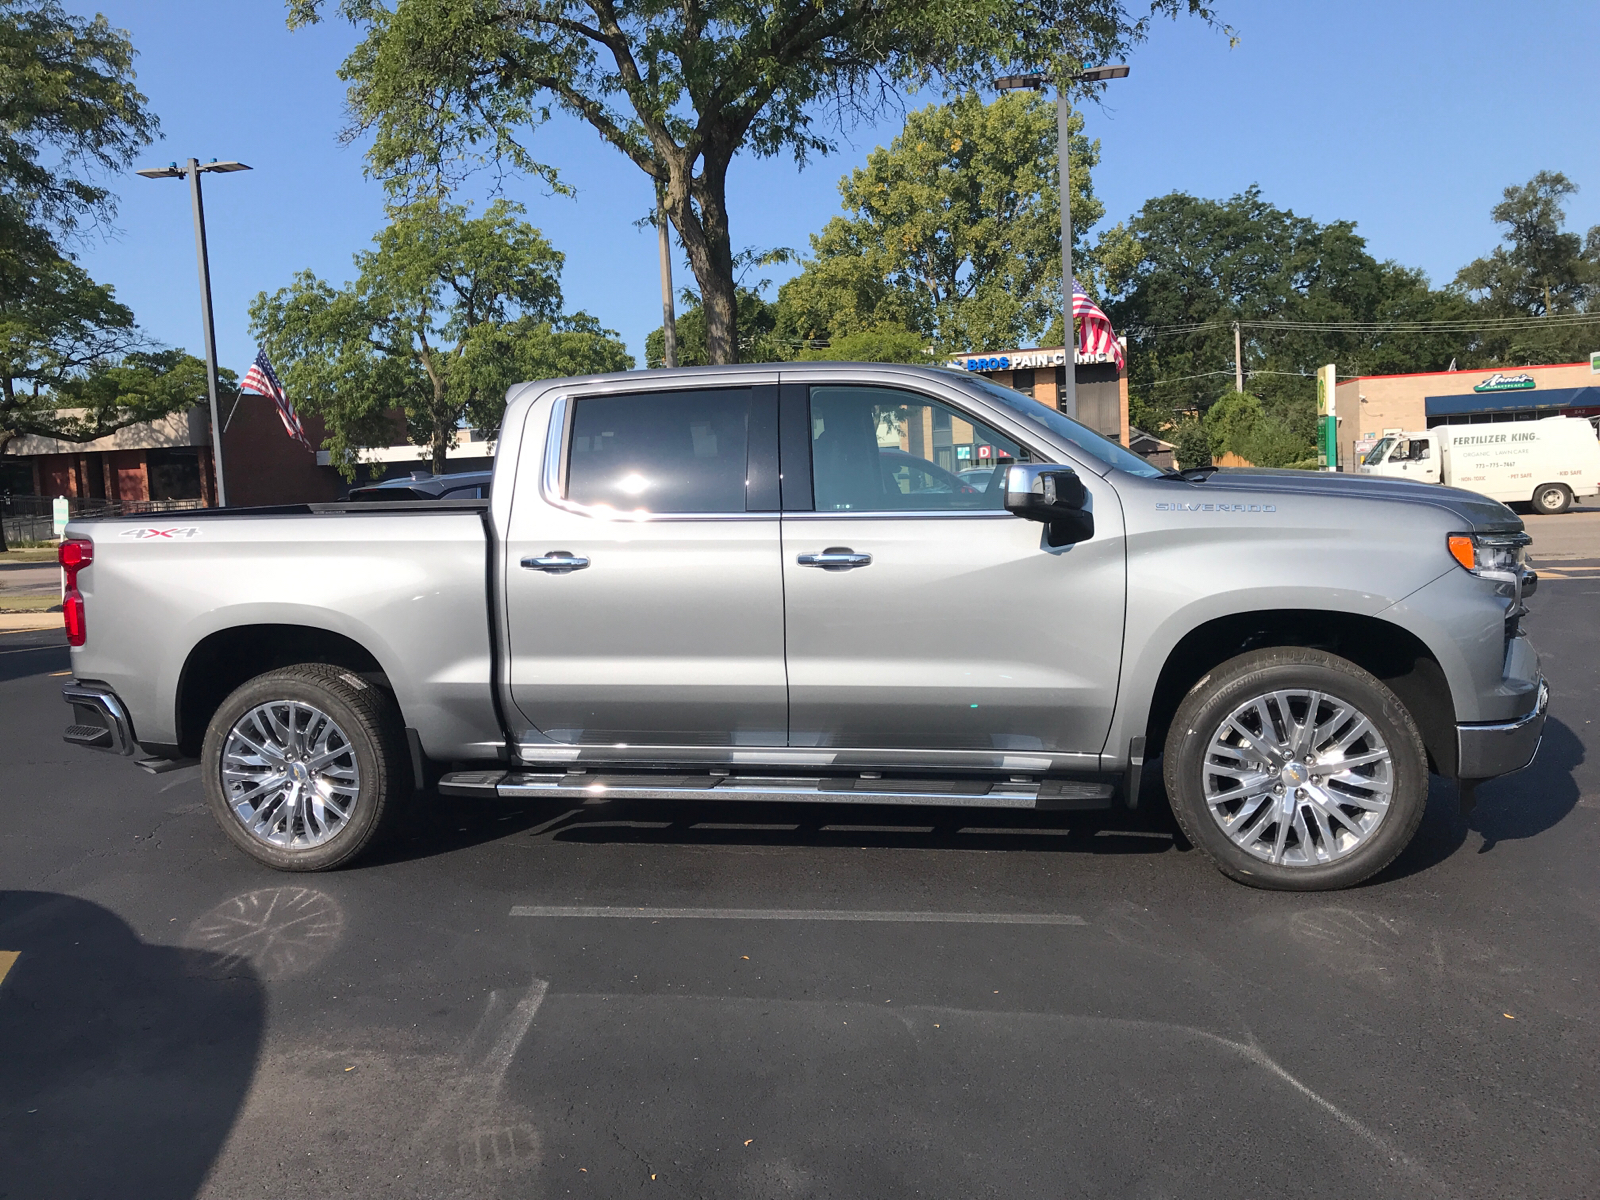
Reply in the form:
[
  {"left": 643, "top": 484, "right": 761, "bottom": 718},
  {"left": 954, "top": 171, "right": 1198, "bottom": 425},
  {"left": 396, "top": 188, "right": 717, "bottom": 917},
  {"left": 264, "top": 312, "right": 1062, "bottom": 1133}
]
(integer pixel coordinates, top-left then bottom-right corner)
[
  {"left": 657, "top": 187, "right": 678, "bottom": 368},
  {"left": 137, "top": 158, "right": 251, "bottom": 507},
  {"left": 1055, "top": 92, "right": 1078, "bottom": 419},
  {"left": 997, "top": 65, "right": 1128, "bottom": 421}
]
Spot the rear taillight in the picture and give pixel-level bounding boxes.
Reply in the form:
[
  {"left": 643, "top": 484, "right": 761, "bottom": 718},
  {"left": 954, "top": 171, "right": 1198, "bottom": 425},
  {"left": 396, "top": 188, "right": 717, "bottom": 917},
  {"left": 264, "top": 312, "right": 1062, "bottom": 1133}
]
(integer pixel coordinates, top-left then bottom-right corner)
[
  {"left": 63, "top": 591, "right": 86, "bottom": 645},
  {"left": 59, "top": 537, "right": 93, "bottom": 647}
]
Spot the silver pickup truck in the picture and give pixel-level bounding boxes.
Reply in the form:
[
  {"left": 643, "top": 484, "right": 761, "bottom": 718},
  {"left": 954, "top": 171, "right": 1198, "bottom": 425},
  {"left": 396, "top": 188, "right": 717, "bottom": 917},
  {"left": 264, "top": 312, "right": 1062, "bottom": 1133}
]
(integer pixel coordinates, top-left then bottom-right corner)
[{"left": 59, "top": 364, "right": 1546, "bottom": 890}]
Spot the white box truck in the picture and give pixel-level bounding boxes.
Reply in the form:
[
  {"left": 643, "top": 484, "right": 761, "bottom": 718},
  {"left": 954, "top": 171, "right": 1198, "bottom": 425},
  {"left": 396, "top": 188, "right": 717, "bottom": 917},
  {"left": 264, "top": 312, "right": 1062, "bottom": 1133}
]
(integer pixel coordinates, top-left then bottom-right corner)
[{"left": 1357, "top": 416, "right": 1600, "bottom": 513}]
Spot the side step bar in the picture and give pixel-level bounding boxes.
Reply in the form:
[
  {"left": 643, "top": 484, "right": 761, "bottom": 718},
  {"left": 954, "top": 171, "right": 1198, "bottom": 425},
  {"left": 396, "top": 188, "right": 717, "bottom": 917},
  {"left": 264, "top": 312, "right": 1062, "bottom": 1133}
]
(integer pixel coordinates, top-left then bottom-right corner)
[{"left": 438, "top": 770, "right": 1114, "bottom": 811}]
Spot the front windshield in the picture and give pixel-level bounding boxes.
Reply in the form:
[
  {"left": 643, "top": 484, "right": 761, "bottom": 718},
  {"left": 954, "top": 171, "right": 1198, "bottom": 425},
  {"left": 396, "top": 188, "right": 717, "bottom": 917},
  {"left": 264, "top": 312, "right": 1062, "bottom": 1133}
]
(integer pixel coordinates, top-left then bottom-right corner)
[
  {"left": 1362, "top": 437, "right": 1395, "bottom": 466},
  {"left": 956, "top": 374, "right": 1166, "bottom": 478}
]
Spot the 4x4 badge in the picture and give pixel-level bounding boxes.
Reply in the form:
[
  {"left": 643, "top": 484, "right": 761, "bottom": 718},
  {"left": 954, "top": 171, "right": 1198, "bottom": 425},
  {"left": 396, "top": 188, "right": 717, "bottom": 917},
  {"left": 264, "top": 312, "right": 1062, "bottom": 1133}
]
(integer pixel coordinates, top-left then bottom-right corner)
[{"left": 120, "top": 526, "right": 201, "bottom": 539}]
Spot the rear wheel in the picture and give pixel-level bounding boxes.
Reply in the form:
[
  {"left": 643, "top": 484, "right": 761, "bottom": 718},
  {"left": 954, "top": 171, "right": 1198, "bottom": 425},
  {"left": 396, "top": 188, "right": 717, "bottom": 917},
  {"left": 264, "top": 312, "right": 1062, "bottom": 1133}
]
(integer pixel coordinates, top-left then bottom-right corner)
[
  {"left": 201, "top": 663, "right": 407, "bottom": 871},
  {"left": 1531, "top": 483, "right": 1572, "bottom": 515},
  {"left": 1162, "top": 647, "right": 1428, "bottom": 891}
]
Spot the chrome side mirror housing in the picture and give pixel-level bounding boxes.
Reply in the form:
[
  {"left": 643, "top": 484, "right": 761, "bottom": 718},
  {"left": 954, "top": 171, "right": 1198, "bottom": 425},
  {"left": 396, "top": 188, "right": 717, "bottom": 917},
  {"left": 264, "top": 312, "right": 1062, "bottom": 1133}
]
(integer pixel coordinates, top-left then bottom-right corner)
[{"left": 1003, "top": 464, "right": 1094, "bottom": 546}]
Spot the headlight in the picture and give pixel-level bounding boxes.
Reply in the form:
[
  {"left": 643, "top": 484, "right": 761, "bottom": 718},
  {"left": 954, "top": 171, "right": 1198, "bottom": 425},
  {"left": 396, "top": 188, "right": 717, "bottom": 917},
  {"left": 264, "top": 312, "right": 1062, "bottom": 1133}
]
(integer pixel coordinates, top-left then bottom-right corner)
[{"left": 1447, "top": 531, "right": 1530, "bottom": 575}]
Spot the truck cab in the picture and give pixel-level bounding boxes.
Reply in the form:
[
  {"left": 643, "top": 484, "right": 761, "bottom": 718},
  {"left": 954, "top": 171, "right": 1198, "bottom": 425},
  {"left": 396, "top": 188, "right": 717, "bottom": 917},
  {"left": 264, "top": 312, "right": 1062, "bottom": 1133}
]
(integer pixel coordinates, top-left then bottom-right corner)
[{"left": 1359, "top": 433, "right": 1440, "bottom": 484}]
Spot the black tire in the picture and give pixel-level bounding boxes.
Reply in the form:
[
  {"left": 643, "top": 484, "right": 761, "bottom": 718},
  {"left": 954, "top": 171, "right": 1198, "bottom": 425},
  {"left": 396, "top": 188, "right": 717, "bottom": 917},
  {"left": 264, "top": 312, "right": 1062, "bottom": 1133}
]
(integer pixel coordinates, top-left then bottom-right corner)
[
  {"left": 1162, "top": 647, "right": 1428, "bottom": 891},
  {"left": 1531, "top": 483, "right": 1572, "bottom": 515},
  {"left": 201, "top": 663, "right": 408, "bottom": 871}
]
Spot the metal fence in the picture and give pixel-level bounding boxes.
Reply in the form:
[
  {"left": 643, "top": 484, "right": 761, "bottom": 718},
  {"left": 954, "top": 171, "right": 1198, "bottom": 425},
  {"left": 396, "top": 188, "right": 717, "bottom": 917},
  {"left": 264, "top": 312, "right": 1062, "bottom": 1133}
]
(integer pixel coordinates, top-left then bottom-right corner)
[{"left": 2, "top": 494, "right": 206, "bottom": 545}]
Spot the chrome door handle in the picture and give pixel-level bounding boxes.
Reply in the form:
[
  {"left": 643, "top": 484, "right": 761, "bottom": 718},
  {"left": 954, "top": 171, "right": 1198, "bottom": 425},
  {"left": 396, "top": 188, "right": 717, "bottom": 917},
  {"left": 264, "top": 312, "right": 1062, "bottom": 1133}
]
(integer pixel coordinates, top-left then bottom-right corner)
[
  {"left": 522, "top": 553, "right": 590, "bottom": 573},
  {"left": 797, "top": 548, "right": 872, "bottom": 570}
]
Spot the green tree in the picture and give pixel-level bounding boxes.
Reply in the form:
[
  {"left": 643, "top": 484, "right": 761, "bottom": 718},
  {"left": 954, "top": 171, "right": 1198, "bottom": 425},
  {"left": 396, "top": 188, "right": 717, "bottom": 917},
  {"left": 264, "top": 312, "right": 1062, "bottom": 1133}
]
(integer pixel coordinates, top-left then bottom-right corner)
[
  {"left": 1202, "top": 389, "right": 1312, "bottom": 468},
  {"left": 0, "top": 3, "right": 221, "bottom": 551},
  {"left": 773, "top": 91, "right": 1100, "bottom": 355},
  {"left": 251, "top": 200, "right": 631, "bottom": 476},
  {"left": 1, "top": 0, "right": 158, "bottom": 239},
  {"left": 795, "top": 325, "right": 931, "bottom": 363},
  {"left": 1098, "top": 187, "right": 1471, "bottom": 436},
  {"left": 1170, "top": 417, "right": 1208, "bottom": 470},
  {"left": 1, "top": 0, "right": 182, "bottom": 458},
  {"left": 645, "top": 286, "right": 790, "bottom": 368},
  {"left": 286, "top": 0, "right": 1221, "bottom": 365},
  {"left": 1456, "top": 171, "right": 1599, "bottom": 365}
]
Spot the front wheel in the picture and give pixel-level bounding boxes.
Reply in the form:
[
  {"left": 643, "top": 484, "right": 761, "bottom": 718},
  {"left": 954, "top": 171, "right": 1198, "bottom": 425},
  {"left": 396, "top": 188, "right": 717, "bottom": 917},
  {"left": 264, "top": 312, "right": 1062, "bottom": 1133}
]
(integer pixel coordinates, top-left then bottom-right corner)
[
  {"left": 1162, "top": 647, "right": 1428, "bottom": 891},
  {"left": 201, "top": 663, "right": 408, "bottom": 871},
  {"left": 1531, "top": 483, "right": 1572, "bottom": 515}
]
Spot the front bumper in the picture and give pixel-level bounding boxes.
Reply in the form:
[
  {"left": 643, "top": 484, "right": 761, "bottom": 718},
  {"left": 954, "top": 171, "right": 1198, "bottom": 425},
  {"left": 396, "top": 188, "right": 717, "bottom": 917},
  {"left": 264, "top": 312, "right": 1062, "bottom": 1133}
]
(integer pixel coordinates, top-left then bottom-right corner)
[
  {"left": 62, "top": 682, "right": 136, "bottom": 756},
  {"left": 1457, "top": 677, "right": 1547, "bottom": 779}
]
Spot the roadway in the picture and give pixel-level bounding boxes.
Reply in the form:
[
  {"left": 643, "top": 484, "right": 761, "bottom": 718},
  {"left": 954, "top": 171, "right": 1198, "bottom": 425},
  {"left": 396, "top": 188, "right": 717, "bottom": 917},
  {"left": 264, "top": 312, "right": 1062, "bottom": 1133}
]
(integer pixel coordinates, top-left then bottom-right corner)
[{"left": 1, "top": 525, "right": 1598, "bottom": 1198}]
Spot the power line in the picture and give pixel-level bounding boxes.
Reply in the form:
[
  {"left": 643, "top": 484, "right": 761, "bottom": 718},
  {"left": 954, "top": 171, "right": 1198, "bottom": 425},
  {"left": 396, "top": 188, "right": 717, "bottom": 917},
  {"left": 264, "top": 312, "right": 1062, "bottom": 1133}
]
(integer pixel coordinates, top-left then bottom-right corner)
[
  {"left": 1131, "top": 311, "right": 1600, "bottom": 338},
  {"left": 1147, "top": 369, "right": 1237, "bottom": 385}
]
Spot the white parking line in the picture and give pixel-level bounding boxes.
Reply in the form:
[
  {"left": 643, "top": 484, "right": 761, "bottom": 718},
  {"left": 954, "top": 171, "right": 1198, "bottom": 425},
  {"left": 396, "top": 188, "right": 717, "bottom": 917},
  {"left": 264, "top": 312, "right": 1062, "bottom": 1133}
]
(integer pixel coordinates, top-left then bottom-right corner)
[{"left": 509, "top": 905, "right": 1086, "bottom": 925}]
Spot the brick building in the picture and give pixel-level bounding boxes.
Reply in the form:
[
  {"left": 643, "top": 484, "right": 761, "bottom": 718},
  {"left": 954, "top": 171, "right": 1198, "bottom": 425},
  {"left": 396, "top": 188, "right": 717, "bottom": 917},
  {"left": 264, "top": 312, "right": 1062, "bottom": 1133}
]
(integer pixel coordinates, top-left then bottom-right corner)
[
  {"left": 2, "top": 393, "right": 492, "bottom": 511},
  {"left": 2, "top": 407, "right": 219, "bottom": 507},
  {"left": 1335, "top": 358, "right": 1600, "bottom": 469}
]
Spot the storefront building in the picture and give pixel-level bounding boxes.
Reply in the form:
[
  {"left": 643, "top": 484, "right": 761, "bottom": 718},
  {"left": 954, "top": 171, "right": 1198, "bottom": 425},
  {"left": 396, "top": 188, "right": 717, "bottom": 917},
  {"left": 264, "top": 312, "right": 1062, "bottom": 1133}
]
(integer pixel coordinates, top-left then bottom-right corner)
[
  {"left": 1335, "top": 358, "right": 1600, "bottom": 469},
  {"left": 1, "top": 407, "right": 219, "bottom": 508},
  {"left": 3, "top": 393, "right": 495, "bottom": 517},
  {"left": 943, "top": 343, "right": 1132, "bottom": 448}
]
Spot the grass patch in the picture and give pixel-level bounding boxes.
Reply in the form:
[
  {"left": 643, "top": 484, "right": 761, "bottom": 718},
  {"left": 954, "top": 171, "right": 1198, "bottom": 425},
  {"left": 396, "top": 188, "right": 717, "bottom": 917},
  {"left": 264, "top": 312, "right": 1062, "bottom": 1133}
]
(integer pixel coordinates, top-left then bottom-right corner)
[
  {"left": 0, "top": 547, "right": 61, "bottom": 563},
  {"left": 0, "top": 595, "right": 62, "bottom": 612}
]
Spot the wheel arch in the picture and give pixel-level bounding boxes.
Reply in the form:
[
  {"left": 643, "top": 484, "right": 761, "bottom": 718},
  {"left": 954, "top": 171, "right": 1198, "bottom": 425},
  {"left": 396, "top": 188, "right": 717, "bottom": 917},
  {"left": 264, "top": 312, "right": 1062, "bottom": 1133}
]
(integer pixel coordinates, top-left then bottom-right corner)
[
  {"left": 1141, "top": 609, "right": 1459, "bottom": 779},
  {"left": 175, "top": 624, "right": 391, "bottom": 758}
]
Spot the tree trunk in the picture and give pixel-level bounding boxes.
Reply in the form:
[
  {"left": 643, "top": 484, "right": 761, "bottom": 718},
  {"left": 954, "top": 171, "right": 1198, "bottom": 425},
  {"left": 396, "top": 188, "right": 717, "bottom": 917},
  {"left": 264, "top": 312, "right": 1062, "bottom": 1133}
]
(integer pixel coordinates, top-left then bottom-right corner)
[
  {"left": 665, "top": 154, "right": 739, "bottom": 364},
  {"left": 432, "top": 410, "right": 449, "bottom": 474}
]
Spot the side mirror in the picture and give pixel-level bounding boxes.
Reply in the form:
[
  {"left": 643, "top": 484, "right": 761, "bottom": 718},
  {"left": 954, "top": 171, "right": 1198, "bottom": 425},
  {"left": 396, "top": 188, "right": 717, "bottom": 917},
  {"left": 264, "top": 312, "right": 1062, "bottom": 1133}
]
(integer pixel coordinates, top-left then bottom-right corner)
[{"left": 1003, "top": 464, "right": 1094, "bottom": 547}]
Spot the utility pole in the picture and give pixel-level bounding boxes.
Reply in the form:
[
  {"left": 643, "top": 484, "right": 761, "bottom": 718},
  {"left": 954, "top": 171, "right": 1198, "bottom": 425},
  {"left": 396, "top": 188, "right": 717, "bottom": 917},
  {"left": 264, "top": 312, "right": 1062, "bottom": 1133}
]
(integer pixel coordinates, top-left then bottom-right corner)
[
  {"left": 657, "top": 189, "right": 678, "bottom": 368},
  {"left": 1233, "top": 321, "right": 1244, "bottom": 393},
  {"left": 137, "top": 157, "right": 251, "bottom": 507},
  {"left": 997, "top": 65, "right": 1128, "bottom": 421},
  {"left": 1055, "top": 93, "right": 1077, "bottom": 419}
]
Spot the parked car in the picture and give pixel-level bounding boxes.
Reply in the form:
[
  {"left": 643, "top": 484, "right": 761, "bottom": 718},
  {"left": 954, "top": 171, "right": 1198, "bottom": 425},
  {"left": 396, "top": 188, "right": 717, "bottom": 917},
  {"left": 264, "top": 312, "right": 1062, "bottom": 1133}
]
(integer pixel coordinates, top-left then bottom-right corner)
[
  {"left": 957, "top": 466, "right": 1006, "bottom": 492},
  {"left": 59, "top": 365, "right": 1545, "bottom": 890},
  {"left": 347, "top": 470, "right": 493, "bottom": 502}
]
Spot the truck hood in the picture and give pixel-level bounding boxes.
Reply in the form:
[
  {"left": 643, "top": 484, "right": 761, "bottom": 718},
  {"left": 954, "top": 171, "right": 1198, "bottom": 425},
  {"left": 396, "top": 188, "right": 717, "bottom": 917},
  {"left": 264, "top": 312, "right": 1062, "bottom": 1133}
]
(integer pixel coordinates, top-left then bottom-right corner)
[{"left": 1194, "top": 468, "right": 1524, "bottom": 533}]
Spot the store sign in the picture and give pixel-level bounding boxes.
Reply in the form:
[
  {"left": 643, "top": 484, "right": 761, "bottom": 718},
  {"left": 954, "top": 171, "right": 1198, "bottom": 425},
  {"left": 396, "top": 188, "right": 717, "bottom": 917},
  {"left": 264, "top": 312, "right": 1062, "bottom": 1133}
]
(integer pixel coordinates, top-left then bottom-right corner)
[
  {"left": 945, "top": 346, "right": 1121, "bottom": 372},
  {"left": 1473, "top": 372, "right": 1536, "bottom": 393},
  {"left": 1591, "top": 351, "right": 1599, "bottom": 373},
  {"left": 1315, "top": 364, "right": 1337, "bottom": 471}
]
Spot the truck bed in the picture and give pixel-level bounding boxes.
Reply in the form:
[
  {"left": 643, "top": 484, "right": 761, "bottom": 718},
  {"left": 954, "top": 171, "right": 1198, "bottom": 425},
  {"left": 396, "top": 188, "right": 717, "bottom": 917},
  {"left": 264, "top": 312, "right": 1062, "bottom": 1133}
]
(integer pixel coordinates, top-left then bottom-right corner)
[{"left": 63, "top": 505, "right": 502, "bottom": 761}]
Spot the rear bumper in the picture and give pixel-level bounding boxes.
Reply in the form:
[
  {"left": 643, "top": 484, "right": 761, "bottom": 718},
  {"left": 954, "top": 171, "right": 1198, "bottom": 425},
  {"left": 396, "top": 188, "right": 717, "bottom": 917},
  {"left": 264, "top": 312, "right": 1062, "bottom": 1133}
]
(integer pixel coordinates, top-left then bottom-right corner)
[
  {"left": 62, "top": 682, "right": 136, "bottom": 756},
  {"left": 1457, "top": 677, "right": 1547, "bottom": 780}
]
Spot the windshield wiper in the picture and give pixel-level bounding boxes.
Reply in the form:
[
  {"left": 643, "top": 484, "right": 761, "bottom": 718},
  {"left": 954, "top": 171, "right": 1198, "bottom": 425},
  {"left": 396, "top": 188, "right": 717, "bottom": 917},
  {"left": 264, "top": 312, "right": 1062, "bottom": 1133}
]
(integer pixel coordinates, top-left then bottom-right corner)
[{"left": 1158, "top": 466, "right": 1219, "bottom": 482}]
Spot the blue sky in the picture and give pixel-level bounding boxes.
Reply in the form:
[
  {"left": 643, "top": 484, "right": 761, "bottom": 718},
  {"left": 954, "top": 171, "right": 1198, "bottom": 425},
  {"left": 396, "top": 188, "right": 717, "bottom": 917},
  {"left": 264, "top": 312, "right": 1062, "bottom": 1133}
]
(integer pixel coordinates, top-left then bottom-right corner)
[{"left": 67, "top": 0, "right": 1600, "bottom": 374}]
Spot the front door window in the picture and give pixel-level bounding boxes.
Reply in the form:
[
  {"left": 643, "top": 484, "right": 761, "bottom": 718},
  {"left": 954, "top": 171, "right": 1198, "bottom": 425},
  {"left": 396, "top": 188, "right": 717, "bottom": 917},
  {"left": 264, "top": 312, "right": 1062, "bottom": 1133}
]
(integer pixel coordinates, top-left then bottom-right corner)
[{"left": 808, "top": 386, "right": 1026, "bottom": 512}]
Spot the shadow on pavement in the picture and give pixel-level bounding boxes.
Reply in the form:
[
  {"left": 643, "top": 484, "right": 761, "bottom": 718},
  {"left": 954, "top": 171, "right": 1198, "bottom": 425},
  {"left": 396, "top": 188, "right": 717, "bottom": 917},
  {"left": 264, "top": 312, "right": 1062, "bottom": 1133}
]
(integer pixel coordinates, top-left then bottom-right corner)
[
  {"left": 0, "top": 891, "right": 264, "bottom": 1199},
  {"left": 1376, "top": 716, "right": 1586, "bottom": 883},
  {"left": 0, "top": 631, "right": 68, "bottom": 684},
  {"left": 365, "top": 780, "right": 1184, "bottom": 864}
]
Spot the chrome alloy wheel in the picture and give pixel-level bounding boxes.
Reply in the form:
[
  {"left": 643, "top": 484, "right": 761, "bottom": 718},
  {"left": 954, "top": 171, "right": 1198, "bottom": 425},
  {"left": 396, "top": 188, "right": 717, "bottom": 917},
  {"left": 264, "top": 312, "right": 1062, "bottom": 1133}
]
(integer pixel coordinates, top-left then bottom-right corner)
[
  {"left": 220, "top": 701, "right": 361, "bottom": 849},
  {"left": 1201, "top": 689, "right": 1393, "bottom": 867}
]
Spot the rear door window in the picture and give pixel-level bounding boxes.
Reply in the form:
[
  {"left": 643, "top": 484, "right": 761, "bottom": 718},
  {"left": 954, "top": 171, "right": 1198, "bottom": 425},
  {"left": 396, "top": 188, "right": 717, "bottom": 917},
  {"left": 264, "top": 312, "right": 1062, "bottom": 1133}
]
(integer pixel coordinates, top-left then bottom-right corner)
[{"left": 566, "top": 389, "right": 758, "bottom": 513}]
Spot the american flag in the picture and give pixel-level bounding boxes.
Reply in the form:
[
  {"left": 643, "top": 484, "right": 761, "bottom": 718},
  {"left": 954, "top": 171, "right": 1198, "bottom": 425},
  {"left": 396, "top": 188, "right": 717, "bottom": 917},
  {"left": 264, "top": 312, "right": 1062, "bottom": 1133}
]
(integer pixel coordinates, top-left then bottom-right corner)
[
  {"left": 240, "top": 349, "right": 312, "bottom": 449},
  {"left": 1072, "top": 278, "right": 1125, "bottom": 368}
]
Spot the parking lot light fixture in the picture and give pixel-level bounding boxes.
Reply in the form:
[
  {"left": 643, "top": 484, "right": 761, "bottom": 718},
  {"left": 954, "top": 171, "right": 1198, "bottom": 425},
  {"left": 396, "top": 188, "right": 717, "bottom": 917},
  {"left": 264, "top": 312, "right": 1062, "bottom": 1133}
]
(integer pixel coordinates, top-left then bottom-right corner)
[
  {"left": 995, "top": 66, "right": 1128, "bottom": 419},
  {"left": 136, "top": 157, "right": 252, "bottom": 507}
]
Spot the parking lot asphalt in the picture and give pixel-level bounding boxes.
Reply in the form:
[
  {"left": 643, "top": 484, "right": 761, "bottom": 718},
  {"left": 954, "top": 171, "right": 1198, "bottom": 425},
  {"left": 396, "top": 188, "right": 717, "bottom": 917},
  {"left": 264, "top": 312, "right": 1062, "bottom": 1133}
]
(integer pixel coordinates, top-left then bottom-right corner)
[{"left": 3, "top": 546, "right": 1599, "bottom": 1198}]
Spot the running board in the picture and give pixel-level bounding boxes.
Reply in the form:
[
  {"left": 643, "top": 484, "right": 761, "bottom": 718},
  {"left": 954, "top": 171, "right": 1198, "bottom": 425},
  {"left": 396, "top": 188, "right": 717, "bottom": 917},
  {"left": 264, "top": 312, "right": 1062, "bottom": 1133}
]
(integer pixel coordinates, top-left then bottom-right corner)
[{"left": 437, "top": 770, "right": 1114, "bottom": 811}]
